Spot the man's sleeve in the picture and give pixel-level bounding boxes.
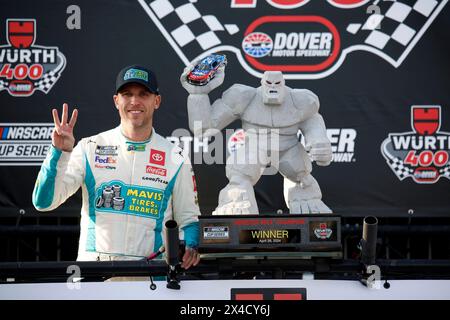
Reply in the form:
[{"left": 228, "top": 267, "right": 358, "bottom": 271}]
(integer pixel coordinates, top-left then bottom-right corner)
[
  {"left": 32, "top": 141, "right": 85, "bottom": 211},
  {"left": 172, "top": 159, "right": 201, "bottom": 248}
]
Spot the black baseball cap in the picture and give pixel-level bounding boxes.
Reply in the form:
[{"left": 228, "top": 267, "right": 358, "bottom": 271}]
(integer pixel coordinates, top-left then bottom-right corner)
[{"left": 115, "top": 65, "right": 159, "bottom": 95}]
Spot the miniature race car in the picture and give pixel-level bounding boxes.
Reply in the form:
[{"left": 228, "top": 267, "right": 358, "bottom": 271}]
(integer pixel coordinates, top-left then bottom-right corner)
[{"left": 187, "top": 54, "right": 227, "bottom": 86}]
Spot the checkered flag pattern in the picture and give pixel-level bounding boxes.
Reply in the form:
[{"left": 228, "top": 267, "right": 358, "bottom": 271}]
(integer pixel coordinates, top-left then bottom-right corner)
[
  {"left": 384, "top": 147, "right": 450, "bottom": 181},
  {"left": 34, "top": 70, "right": 61, "bottom": 93},
  {"left": 382, "top": 147, "right": 414, "bottom": 179},
  {"left": 347, "top": 0, "right": 444, "bottom": 62},
  {"left": 439, "top": 163, "right": 450, "bottom": 179},
  {"left": 34, "top": 54, "right": 65, "bottom": 94},
  {"left": 147, "top": 0, "right": 239, "bottom": 61},
  {"left": 386, "top": 156, "right": 414, "bottom": 179}
]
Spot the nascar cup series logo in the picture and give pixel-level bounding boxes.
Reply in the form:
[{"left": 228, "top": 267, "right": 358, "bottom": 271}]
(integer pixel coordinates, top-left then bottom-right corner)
[
  {"left": 381, "top": 106, "right": 450, "bottom": 184},
  {"left": 0, "top": 123, "right": 53, "bottom": 165},
  {"left": 0, "top": 19, "right": 66, "bottom": 96}
]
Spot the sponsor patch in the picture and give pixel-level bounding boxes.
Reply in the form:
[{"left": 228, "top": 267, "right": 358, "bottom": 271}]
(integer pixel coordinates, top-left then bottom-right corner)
[
  {"left": 124, "top": 68, "right": 148, "bottom": 82},
  {"left": 146, "top": 165, "right": 167, "bottom": 176},
  {"left": 95, "top": 180, "right": 164, "bottom": 218},
  {"left": 95, "top": 145, "right": 118, "bottom": 156},
  {"left": 141, "top": 176, "right": 169, "bottom": 185},
  {"left": 94, "top": 155, "right": 117, "bottom": 164},
  {"left": 126, "top": 143, "right": 146, "bottom": 152},
  {"left": 94, "top": 164, "right": 116, "bottom": 170},
  {"left": 150, "top": 148, "right": 165, "bottom": 166}
]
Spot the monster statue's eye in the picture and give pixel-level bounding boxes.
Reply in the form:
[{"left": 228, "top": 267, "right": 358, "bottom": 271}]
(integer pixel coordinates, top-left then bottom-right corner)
[
  {"left": 266, "top": 81, "right": 272, "bottom": 85},
  {"left": 275, "top": 81, "right": 281, "bottom": 84}
]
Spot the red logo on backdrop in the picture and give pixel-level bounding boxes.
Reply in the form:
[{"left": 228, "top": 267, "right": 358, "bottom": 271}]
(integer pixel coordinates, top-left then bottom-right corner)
[
  {"left": 7, "top": 20, "right": 35, "bottom": 48},
  {"left": 150, "top": 149, "right": 165, "bottom": 166},
  {"left": 146, "top": 165, "right": 167, "bottom": 176},
  {"left": 0, "top": 18, "right": 66, "bottom": 97},
  {"left": 413, "top": 107, "right": 440, "bottom": 135},
  {"left": 381, "top": 106, "right": 450, "bottom": 184},
  {"left": 243, "top": 15, "right": 341, "bottom": 73}
]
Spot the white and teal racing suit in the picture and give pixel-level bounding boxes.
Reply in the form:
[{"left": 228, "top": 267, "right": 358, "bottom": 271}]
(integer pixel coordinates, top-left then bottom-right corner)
[{"left": 32, "top": 126, "right": 200, "bottom": 261}]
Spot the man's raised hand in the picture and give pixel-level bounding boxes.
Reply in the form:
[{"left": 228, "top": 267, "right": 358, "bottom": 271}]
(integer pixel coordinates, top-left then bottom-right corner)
[{"left": 52, "top": 103, "right": 78, "bottom": 152}]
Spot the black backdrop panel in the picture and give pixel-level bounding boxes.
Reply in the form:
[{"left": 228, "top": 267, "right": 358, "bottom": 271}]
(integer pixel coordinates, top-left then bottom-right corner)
[{"left": 0, "top": 0, "right": 449, "bottom": 217}]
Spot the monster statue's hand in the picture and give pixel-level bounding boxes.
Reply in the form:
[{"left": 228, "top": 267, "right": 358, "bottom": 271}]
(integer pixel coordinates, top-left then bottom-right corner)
[
  {"left": 213, "top": 187, "right": 252, "bottom": 215},
  {"left": 306, "top": 141, "right": 332, "bottom": 166},
  {"left": 180, "top": 64, "right": 225, "bottom": 95}
]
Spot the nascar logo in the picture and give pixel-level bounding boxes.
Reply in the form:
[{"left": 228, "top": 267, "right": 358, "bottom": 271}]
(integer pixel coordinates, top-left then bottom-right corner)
[{"left": 0, "top": 123, "right": 53, "bottom": 165}]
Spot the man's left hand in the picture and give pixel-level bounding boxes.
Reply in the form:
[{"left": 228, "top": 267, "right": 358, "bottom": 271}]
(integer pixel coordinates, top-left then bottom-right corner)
[{"left": 181, "top": 247, "right": 200, "bottom": 269}]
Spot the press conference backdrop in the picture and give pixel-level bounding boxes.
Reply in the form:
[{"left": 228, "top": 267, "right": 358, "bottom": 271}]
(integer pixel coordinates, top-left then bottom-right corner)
[{"left": 0, "top": 0, "right": 449, "bottom": 218}]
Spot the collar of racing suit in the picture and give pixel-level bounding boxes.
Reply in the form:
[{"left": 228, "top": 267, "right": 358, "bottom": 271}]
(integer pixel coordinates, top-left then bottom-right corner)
[{"left": 117, "top": 126, "right": 154, "bottom": 144}]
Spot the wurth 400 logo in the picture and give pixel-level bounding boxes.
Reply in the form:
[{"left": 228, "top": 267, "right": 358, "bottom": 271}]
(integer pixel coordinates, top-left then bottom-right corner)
[
  {"left": 139, "top": 0, "right": 448, "bottom": 79},
  {"left": 381, "top": 106, "right": 450, "bottom": 184},
  {"left": 314, "top": 223, "right": 333, "bottom": 240},
  {"left": 0, "top": 19, "right": 66, "bottom": 96}
]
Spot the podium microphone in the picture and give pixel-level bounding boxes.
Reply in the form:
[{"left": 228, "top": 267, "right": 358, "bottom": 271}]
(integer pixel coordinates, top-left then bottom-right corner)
[
  {"left": 359, "top": 216, "right": 380, "bottom": 288},
  {"left": 361, "top": 216, "right": 378, "bottom": 266},
  {"left": 164, "top": 220, "right": 181, "bottom": 290}
]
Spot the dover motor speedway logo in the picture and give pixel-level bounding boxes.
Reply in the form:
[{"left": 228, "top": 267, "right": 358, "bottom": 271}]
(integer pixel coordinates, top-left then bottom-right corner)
[
  {"left": 381, "top": 106, "right": 450, "bottom": 184},
  {"left": 139, "top": 0, "right": 448, "bottom": 79},
  {"left": 0, "top": 19, "right": 66, "bottom": 96},
  {"left": 0, "top": 123, "right": 53, "bottom": 165}
]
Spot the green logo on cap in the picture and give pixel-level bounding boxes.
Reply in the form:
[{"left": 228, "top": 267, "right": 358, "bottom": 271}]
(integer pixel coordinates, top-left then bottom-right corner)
[{"left": 124, "top": 69, "right": 148, "bottom": 82}]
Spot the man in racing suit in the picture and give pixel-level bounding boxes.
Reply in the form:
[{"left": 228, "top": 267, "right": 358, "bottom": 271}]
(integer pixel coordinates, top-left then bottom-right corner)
[{"left": 32, "top": 65, "right": 200, "bottom": 269}]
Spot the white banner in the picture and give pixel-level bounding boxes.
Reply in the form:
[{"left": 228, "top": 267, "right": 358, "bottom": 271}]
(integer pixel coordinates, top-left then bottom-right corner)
[{"left": 1, "top": 279, "right": 450, "bottom": 300}]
